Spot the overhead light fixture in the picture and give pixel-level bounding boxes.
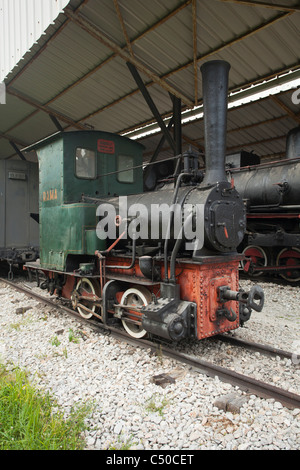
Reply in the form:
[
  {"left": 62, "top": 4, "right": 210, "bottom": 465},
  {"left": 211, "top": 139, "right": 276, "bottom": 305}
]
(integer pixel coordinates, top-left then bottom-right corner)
[{"left": 122, "top": 68, "right": 300, "bottom": 140}]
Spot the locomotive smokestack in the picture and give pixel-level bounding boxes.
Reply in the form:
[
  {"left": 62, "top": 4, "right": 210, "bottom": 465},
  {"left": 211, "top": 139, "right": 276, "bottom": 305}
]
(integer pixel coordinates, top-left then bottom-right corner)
[{"left": 200, "top": 60, "right": 230, "bottom": 185}]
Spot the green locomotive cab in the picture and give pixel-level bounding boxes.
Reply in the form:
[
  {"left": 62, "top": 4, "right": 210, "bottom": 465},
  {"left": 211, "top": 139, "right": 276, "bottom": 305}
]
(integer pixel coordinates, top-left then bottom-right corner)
[{"left": 31, "top": 131, "right": 144, "bottom": 272}]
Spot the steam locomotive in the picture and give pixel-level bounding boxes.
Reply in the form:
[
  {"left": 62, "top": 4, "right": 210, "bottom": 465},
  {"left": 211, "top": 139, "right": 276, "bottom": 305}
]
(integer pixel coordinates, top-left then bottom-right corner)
[
  {"left": 25, "top": 60, "right": 264, "bottom": 342},
  {"left": 227, "top": 126, "right": 300, "bottom": 282}
]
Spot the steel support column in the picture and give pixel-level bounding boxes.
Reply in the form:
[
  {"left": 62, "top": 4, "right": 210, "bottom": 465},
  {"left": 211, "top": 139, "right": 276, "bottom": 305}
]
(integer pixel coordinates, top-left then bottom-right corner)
[{"left": 127, "top": 61, "right": 177, "bottom": 154}]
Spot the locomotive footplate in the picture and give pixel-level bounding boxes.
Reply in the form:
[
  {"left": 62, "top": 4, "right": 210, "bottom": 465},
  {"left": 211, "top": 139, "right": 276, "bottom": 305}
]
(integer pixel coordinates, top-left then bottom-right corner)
[{"left": 24, "top": 261, "right": 100, "bottom": 278}]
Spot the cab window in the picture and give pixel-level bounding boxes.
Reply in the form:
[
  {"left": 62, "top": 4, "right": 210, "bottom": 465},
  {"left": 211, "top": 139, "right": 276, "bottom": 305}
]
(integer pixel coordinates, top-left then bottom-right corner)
[
  {"left": 75, "top": 148, "right": 96, "bottom": 179},
  {"left": 117, "top": 155, "right": 134, "bottom": 183}
]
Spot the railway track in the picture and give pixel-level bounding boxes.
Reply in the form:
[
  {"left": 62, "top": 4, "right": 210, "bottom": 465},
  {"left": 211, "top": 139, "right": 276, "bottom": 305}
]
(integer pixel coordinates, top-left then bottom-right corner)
[{"left": 1, "top": 276, "right": 299, "bottom": 410}]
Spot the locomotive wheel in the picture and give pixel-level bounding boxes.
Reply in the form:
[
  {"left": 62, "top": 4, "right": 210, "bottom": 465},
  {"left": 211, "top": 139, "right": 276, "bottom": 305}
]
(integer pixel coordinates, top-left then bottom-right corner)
[
  {"left": 120, "top": 286, "right": 152, "bottom": 338},
  {"left": 74, "top": 278, "right": 99, "bottom": 319},
  {"left": 241, "top": 245, "right": 267, "bottom": 277},
  {"left": 276, "top": 247, "right": 300, "bottom": 282}
]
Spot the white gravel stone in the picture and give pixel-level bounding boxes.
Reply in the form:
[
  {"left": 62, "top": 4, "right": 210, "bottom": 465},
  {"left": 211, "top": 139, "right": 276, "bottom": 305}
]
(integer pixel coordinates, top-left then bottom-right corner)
[{"left": 0, "top": 278, "right": 299, "bottom": 450}]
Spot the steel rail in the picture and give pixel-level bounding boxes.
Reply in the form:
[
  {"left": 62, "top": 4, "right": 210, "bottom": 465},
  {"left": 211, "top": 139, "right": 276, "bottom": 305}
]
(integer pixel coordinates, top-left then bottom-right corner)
[
  {"left": 215, "top": 334, "right": 293, "bottom": 360},
  {"left": 1, "top": 277, "right": 299, "bottom": 410},
  {"left": 151, "top": 343, "right": 300, "bottom": 410},
  {"left": 110, "top": 330, "right": 300, "bottom": 410}
]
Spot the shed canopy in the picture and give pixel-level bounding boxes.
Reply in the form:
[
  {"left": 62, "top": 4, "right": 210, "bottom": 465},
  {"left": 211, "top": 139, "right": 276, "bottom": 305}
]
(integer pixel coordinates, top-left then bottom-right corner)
[{"left": 0, "top": 0, "right": 299, "bottom": 162}]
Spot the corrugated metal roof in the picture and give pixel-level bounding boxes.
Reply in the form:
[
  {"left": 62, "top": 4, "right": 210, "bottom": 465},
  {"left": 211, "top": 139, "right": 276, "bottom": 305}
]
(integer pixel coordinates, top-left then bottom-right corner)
[
  {"left": 0, "top": 0, "right": 299, "bottom": 163},
  {"left": 0, "top": 0, "right": 69, "bottom": 81},
  {"left": 139, "top": 85, "right": 300, "bottom": 163}
]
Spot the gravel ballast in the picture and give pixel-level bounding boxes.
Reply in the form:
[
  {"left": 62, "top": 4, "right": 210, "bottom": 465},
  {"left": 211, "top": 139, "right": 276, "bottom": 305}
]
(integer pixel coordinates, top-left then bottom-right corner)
[{"left": 0, "top": 277, "right": 299, "bottom": 450}]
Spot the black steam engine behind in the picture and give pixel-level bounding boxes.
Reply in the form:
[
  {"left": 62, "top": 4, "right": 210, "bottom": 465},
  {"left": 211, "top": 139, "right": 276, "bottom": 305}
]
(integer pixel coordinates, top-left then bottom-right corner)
[{"left": 227, "top": 127, "right": 300, "bottom": 282}]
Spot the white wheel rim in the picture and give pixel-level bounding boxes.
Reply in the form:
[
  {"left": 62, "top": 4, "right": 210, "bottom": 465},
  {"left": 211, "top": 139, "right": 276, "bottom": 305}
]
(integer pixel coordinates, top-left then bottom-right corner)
[
  {"left": 120, "top": 287, "right": 151, "bottom": 338},
  {"left": 76, "top": 278, "right": 96, "bottom": 319}
]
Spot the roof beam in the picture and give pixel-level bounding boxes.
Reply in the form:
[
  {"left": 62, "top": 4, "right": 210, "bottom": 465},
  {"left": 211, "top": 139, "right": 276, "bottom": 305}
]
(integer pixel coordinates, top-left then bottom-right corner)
[
  {"left": 64, "top": 6, "right": 194, "bottom": 108},
  {"left": 142, "top": 132, "right": 205, "bottom": 160},
  {"left": 142, "top": 130, "right": 287, "bottom": 159},
  {"left": 3, "top": 1, "right": 292, "bottom": 139},
  {"left": 2, "top": 1, "right": 192, "bottom": 138},
  {"left": 227, "top": 133, "right": 286, "bottom": 151},
  {"left": 123, "top": 88, "right": 297, "bottom": 147},
  {"left": 227, "top": 114, "right": 288, "bottom": 134},
  {"left": 7, "top": 87, "right": 86, "bottom": 130},
  {"left": 163, "top": 10, "right": 293, "bottom": 80},
  {"left": 1, "top": 0, "right": 295, "bottom": 151},
  {"left": 49, "top": 114, "right": 64, "bottom": 132},
  {"left": 9, "top": 141, "right": 26, "bottom": 161},
  {"left": 217, "top": 0, "right": 300, "bottom": 12},
  {"left": 114, "top": 0, "right": 134, "bottom": 57},
  {"left": 0, "top": 131, "right": 28, "bottom": 147},
  {"left": 185, "top": 113, "right": 289, "bottom": 147},
  {"left": 271, "top": 95, "right": 300, "bottom": 124},
  {"left": 127, "top": 62, "right": 177, "bottom": 153},
  {"left": 77, "top": 11, "right": 294, "bottom": 128}
]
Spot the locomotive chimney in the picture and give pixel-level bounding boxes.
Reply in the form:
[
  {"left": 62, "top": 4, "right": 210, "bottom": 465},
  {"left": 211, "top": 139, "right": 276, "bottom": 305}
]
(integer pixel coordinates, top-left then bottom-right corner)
[
  {"left": 286, "top": 127, "right": 300, "bottom": 159},
  {"left": 200, "top": 60, "right": 230, "bottom": 185}
]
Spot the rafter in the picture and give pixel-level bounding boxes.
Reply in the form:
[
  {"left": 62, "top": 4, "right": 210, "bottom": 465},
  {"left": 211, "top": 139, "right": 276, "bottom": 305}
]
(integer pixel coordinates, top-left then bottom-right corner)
[
  {"left": 271, "top": 95, "right": 300, "bottom": 124},
  {"left": 1, "top": 0, "right": 297, "bottom": 162},
  {"left": 217, "top": 0, "right": 300, "bottom": 12},
  {"left": 227, "top": 133, "right": 286, "bottom": 151},
  {"left": 163, "top": 10, "right": 293, "bottom": 80},
  {"left": 3, "top": 2, "right": 292, "bottom": 141},
  {"left": 64, "top": 6, "right": 194, "bottom": 108},
  {"left": 2, "top": 0, "right": 192, "bottom": 138},
  {"left": 101, "top": 15, "right": 295, "bottom": 135},
  {"left": 114, "top": 0, "right": 134, "bottom": 57},
  {"left": 7, "top": 87, "right": 86, "bottom": 130},
  {"left": 0, "top": 131, "right": 28, "bottom": 147},
  {"left": 77, "top": 9, "right": 293, "bottom": 127},
  {"left": 121, "top": 86, "right": 297, "bottom": 148}
]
